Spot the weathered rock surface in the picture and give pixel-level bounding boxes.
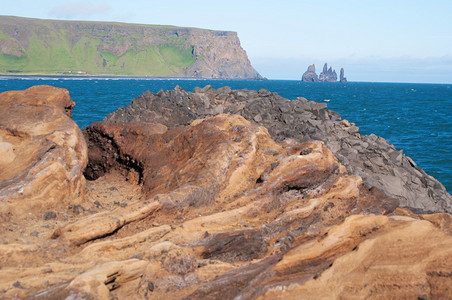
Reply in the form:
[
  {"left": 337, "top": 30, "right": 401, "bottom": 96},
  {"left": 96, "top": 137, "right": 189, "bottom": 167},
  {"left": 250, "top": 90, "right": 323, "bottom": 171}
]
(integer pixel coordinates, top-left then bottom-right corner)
[
  {"left": 1, "top": 86, "right": 452, "bottom": 299},
  {"left": 340, "top": 67, "right": 347, "bottom": 83},
  {"left": 0, "top": 85, "right": 87, "bottom": 222},
  {"left": 301, "top": 64, "right": 319, "bottom": 82},
  {"left": 319, "top": 63, "right": 338, "bottom": 82},
  {"left": 105, "top": 85, "right": 452, "bottom": 213}
]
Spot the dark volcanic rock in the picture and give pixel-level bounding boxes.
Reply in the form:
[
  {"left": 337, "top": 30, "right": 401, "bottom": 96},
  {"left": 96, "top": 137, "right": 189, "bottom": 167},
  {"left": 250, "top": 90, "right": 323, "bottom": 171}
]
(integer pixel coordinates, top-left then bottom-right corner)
[
  {"left": 319, "top": 63, "right": 337, "bottom": 82},
  {"left": 44, "top": 211, "right": 57, "bottom": 220},
  {"left": 301, "top": 64, "right": 319, "bottom": 82},
  {"left": 340, "top": 68, "right": 347, "bottom": 83},
  {"left": 103, "top": 86, "right": 452, "bottom": 213}
]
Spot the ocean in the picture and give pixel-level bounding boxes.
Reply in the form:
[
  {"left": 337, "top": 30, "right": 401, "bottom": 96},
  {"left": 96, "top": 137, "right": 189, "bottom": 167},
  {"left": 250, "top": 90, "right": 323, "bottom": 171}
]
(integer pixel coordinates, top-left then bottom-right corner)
[{"left": 1, "top": 78, "right": 451, "bottom": 193}]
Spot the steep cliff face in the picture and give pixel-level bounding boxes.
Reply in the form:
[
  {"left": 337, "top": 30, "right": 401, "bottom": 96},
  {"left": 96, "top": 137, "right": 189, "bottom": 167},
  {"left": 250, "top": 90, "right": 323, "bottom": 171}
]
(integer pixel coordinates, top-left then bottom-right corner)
[{"left": 0, "top": 16, "right": 262, "bottom": 79}]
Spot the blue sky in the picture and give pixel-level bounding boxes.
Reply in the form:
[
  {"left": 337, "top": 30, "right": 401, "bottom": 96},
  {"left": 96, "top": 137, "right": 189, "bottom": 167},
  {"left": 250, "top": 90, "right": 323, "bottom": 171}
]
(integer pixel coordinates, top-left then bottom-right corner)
[{"left": 2, "top": 0, "right": 452, "bottom": 83}]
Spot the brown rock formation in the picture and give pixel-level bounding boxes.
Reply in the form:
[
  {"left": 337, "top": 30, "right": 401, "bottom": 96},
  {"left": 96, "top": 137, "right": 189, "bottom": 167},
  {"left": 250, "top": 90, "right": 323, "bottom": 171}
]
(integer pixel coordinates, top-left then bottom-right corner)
[
  {"left": 105, "top": 86, "right": 452, "bottom": 213},
  {"left": 1, "top": 86, "right": 451, "bottom": 299},
  {"left": 0, "top": 85, "right": 87, "bottom": 222}
]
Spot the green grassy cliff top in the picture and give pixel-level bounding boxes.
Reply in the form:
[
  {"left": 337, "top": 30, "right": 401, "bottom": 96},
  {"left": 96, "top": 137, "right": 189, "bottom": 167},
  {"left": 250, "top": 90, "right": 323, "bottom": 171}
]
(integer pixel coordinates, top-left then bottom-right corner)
[{"left": 0, "top": 16, "right": 261, "bottom": 79}]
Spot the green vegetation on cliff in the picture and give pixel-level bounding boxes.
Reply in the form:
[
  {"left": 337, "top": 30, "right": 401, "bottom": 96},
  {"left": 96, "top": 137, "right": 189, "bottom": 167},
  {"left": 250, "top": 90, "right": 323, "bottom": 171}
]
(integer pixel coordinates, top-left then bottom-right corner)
[{"left": 0, "top": 16, "right": 262, "bottom": 79}]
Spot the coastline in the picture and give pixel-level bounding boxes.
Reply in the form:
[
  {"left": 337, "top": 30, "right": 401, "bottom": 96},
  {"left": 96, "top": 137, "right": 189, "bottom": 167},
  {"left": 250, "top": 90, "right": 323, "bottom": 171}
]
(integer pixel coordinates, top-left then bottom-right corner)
[
  {"left": 0, "top": 74, "right": 265, "bottom": 81},
  {"left": 2, "top": 75, "right": 450, "bottom": 85}
]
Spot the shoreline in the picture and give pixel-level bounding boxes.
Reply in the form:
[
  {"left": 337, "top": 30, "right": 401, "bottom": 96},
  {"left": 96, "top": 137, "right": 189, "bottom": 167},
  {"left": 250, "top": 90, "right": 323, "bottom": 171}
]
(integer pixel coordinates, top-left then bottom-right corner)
[
  {"left": 0, "top": 74, "right": 265, "bottom": 81},
  {"left": 1, "top": 75, "right": 451, "bottom": 85}
]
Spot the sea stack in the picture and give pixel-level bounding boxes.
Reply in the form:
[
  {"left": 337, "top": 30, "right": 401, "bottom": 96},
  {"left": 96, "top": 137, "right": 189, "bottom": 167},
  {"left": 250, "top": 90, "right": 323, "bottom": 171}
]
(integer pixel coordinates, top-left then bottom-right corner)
[
  {"left": 318, "top": 63, "right": 338, "bottom": 82},
  {"left": 340, "top": 68, "right": 348, "bottom": 83},
  {"left": 301, "top": 64, "right": 319, "bottom": 82},
  {"left": 302, "top": 63, "right": 348, "bottom": 82}
]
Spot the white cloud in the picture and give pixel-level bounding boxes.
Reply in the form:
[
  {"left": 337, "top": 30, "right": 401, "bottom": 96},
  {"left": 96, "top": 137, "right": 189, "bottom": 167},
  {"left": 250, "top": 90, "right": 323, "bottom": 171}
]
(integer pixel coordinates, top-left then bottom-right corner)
[{"left": 49, "top": 2, "right": 111, "bottom": 20}]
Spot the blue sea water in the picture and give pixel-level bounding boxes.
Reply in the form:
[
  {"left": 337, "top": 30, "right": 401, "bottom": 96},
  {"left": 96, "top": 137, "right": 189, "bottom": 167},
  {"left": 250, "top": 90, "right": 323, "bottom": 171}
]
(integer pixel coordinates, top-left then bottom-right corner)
[{"left": 1, "top": 78, "right": 451, "bottom": 193}]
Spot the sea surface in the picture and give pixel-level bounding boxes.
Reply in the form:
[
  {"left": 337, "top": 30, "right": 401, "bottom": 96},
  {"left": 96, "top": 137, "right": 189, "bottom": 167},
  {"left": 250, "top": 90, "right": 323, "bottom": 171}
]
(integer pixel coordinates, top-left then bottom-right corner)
[{"left": 1, "top": 77, "right": 451, "bottom": 193}]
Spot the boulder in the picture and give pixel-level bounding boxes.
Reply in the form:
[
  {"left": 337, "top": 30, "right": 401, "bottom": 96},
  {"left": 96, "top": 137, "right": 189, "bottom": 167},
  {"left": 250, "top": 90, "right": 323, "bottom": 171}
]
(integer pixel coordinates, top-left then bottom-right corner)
[{"left": 0, "top": 85, "right": 87, "bottom": 221}]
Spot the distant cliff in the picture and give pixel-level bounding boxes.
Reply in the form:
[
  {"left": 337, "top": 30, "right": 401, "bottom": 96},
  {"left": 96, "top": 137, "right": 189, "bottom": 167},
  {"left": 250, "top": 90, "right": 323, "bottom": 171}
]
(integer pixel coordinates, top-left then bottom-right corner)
[
  {"left": 0, "top": 16, "right": 262, "bottom": 79},
  {"left": 302, "top": 63, "right": 347, "bottom": 82}
]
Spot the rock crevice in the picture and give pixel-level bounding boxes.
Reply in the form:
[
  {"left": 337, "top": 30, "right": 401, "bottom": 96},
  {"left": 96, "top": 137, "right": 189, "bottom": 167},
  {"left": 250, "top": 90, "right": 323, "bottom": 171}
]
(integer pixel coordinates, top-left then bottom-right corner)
[{"left": 104, "top": 85, "right": 451, "bottom": 213}]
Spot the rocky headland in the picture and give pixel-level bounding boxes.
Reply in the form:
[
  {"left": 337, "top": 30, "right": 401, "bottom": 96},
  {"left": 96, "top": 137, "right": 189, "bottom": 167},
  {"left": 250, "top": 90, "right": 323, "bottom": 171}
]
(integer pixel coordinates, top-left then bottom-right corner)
[
  {"left": 302, "top": 63, "right": 347, "bottom": 82},
  {"left": 0, "top": 85, "right": 451, "bottom": 299},
  {"left": 0, "top": 16, "right": 262, "bottom": 79}
]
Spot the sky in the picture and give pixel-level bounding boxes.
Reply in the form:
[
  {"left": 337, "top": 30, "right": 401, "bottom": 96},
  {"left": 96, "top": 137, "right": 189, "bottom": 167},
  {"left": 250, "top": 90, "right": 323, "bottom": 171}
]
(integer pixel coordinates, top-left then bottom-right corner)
[{"left": 2, "top": 0, "right": 452, "bottom": 83}]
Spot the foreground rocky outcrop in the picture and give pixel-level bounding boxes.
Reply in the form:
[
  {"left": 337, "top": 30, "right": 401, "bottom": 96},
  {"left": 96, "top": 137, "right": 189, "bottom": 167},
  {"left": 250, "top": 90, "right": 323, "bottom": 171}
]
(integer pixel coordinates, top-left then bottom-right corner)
[
  {"left": 1, "top": 86, "right": 451, "bottom": 299},
  {"left": 0, "top": 85, "right": 87, "bottom": 221},
  {"left": 105, "top": 85, "right": 452, "bottom": 213}
]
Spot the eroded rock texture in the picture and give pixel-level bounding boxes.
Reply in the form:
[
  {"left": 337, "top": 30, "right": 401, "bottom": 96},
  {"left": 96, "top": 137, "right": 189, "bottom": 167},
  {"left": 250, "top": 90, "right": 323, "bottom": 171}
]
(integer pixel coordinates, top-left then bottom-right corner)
[
  {"left": 105, "top": 85, "right": 452, "bottom": 213},
  {"left": 1, "top": 86, "right": 451, "bottom": 299},
  {"left": 0, "top": 85, "right": 87, "bottom": 221}
]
